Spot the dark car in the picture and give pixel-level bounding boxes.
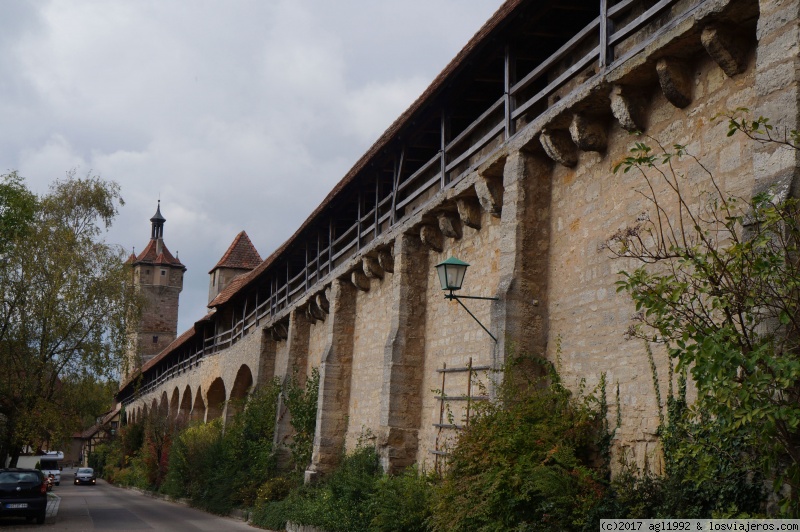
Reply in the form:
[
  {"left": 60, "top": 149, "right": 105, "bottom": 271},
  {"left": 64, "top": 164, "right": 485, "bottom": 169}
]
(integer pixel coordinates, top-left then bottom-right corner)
[
  {"left": 0, "top": 468, "right": 47, "bottom": 524},
  {"left": 74, "top": 467, "right": 96, "bottom": 485}
]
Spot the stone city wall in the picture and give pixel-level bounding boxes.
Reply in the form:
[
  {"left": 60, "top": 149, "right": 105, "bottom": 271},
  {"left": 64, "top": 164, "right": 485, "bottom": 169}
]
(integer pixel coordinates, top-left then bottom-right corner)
[{"left": 125, "top": 0, "right": 795, "bottom": 479}]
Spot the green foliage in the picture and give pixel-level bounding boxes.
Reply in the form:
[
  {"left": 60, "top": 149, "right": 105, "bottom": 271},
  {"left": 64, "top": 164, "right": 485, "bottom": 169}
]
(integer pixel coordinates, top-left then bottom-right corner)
[
  {"left": 430, "top": 356, "right": 609, "bottom": 532},
  {"left": 609, "top": 122, "right": 800, "bottom": 513},
  {"left": 220, "top": 381, "right": 282, "bottom": 508},
  {"left": 159, "top": 380, "right": 282, "bottom": 514},
  {"left": 284, "top": 367, "right": 320, "bottom": 471},
  {"left": 369, "top": 466, "right": 435, "bottom": 532},
  {"left": 587, "top": 365, "right": 763, "bottom": 524},
  {"left": 162, "top": 420, "right": 228, "bottom": 511},
  {"left": 0, "top": 172, "right": 36, "bottom": 254},
  {"left": 0, "top": 172, "right": 140, "bottom": 464},
  {"left": 252, "top": 443, "right": 384, "bottom": 532}
]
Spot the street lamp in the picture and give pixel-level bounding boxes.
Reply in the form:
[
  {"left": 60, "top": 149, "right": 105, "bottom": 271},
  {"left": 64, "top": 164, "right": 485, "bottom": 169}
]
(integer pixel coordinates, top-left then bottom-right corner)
[{"left": 434, "top": 257, "right": 498, "bottom": 342}]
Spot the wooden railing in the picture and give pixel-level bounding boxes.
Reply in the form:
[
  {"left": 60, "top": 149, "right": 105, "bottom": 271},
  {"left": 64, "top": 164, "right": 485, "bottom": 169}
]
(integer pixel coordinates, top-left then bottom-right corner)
[{"left": 124, "top": 0, "right": 707, "bottom": 404}]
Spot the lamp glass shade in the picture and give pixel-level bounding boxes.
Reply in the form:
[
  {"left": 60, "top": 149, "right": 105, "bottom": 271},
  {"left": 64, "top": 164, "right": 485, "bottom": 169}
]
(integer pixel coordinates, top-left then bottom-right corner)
[{"left": 435, "top": 257, "right": 469, "bottom": 291}]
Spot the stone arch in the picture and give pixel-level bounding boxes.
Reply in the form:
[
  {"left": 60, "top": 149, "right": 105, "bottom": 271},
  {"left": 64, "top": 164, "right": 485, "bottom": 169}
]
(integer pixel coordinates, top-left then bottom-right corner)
[
  {"left": 226, "top": 365, "right": 253, "bottom": 423},
  {"left": 191, "top": 386, "right": 205, "bottom": 423},
  {"left": 179, "top": 385, "right": 192, "bottom": 423},
  {"left": 160, "top": 391, "right": 169, "bottom": 417},
  {"left": 206, "top": 378, "right": 226, "bottom": 422},
  {"left": 170, "top": 388, "right": 180, "bottom": 420}
]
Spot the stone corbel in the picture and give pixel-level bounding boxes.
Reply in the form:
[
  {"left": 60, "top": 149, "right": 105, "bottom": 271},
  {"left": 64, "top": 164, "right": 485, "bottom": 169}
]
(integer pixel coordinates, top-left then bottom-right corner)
[
  {"left": 438, "top": 211, "right": 463, "bottom": 239},
  {"left": 419, "top": 224, "right": 444, "bottom": 252},
  {"left": 270, "top": 322, "right": 288, "bottom": 341},
  {"left": 456, "top": 197, "right": 482, "bottom": 229},
  {"left": 362, "top": 256, "right": 384, "bottom": 279},
  {"left": 569, "top": 113, "right": 607, "bottom": 152},
  {"left": 701, "top": 25, "right": 746, "bottom": 78},
  {"left": 351, "top": 269, "right": 371, "bottom": 291},
  {"left": 540, "top": 128, "right": 578, "bottom": 167},
  {"left": 377, "top": 249, "right": 394, "bottom": 274},
  {"left": 316, "top": 291, "right": 330, "bottom": 314},
  {"left": 305, "top": 305, "right": 318, "bottom": 323},
  {"left": 307, "top": 298, "right": 326, "bottom": 321},
  {"left": 656, "top": 57, "right": 692, "bottom": 109},
  {"left": 610, "top": 85, "right": 646, "bottom": 132},
  {"left": 474, "top": 175, "right": 503, "bottom": 217}
]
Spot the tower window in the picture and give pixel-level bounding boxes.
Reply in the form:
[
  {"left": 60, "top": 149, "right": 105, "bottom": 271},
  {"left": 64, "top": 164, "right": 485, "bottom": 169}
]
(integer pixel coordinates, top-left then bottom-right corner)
[
  {"left": 152, "top": 335, "right": 158, "bottom": 344},
  {"left": 161, "top": 270, "right": 166, "bottom": 276}
]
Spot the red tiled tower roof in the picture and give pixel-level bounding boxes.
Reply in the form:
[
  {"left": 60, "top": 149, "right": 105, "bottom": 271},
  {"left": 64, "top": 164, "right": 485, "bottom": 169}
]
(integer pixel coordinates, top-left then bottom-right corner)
[
  {"left": 209, "top": 231, "right": 261, "bottom": 273},
  {"left": 134, "top": 239, "right": 184, "bottom": 268}
]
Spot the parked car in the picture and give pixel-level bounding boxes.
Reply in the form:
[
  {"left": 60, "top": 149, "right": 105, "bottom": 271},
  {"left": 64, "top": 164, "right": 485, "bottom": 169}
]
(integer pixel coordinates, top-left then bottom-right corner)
[
  {"left": 74, "top": 468, "right": 96, "bottom": 486},
  {"left": 0, "top": 468, "right": 47, "bottom": 524}
]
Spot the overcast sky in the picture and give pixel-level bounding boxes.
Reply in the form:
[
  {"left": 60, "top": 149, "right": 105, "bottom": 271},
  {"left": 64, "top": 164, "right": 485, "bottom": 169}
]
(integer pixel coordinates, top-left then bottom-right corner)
[{"left": 1, "top": 0, "right": 503, "bottom": 334}]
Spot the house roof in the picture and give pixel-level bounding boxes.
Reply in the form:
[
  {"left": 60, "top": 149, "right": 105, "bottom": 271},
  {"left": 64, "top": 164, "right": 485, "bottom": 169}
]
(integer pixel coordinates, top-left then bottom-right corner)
[
  {"left": 79, "top": 424, "right": 101, "bottom": 439},
  {"left": 209, "top": 231, "right": 262, "bottom": 273}
]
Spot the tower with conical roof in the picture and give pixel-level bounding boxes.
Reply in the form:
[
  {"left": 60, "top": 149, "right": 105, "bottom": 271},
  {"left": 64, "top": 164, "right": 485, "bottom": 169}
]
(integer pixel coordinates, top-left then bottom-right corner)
[
  {"left": 124, "top": 201, "right": 186, "bottom": 378},
  {"left": 208, "top": 231, "right": 262, "bottom": 304}
]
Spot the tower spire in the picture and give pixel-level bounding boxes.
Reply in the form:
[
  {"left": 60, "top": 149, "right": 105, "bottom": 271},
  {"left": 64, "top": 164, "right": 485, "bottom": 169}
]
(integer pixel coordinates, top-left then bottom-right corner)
[{"left": 150, "top": 200, "right": 166, "bottom": 240}]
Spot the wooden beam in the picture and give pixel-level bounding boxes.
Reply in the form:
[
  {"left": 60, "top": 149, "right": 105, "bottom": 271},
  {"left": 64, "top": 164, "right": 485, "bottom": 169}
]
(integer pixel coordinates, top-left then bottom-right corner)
[{"left": 505, "top": 44, "right": 516, "bottom": 140}]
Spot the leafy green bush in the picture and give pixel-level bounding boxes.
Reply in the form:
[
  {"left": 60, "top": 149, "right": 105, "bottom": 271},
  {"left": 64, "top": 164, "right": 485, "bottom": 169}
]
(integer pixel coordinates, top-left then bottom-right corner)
[
  {"left": 587, "top": 371, "right": 764, "bottom": 524},
  {"left": 252, "top": 444, "right": 383, "bottom": 531},
  {"left": 430, "top": 357, "right": 609, "bottom": 532},
  {"left": 284, "top": 367, "right": 320, "bottom": 471},
  {"left": 161, "top": 420, "right": 224, "bottom": 502},
  {"left": 159, "top": 380, "right": 282, "bottom": 514},
  {"left": 369, "top": 466, "right": 434, "bottom": 532}
]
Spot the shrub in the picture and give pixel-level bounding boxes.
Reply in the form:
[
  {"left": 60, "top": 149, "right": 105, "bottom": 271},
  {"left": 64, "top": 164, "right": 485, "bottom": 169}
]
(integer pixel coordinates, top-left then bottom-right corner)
[
  {"left": 429, "top": 356, "right": 609, "bottom": 532},
  {"left": 369, "top": 466, "right": 434, "bottom": 532},
  {"left": 252, "top": 444, "right": 383, "bottom": 532},
  {"left": 284, "top": 367, "right": 320, "bottom": 472},
  {"left": 161, "top": 420, "right": 224, "bottom": 504}
]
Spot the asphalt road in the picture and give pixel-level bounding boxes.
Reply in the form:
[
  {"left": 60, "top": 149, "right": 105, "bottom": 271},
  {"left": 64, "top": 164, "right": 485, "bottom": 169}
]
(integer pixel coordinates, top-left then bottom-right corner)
[{"left": 0, "top": 468, "right": 261, "bottom": 531}]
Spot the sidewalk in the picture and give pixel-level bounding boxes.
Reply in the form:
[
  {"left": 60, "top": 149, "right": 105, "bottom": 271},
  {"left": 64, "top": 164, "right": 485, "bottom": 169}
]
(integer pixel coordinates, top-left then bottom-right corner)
[{"left": 46, "top": 492, "right": 60, "bottom": 521}]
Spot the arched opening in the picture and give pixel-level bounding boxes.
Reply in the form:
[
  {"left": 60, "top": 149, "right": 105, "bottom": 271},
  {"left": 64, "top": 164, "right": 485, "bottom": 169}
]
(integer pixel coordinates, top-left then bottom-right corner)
[
  {"left": 226, "top": 365, "right": 254, "bottom": 423},
  {"left": 206, "top": 378, "right": 226, "bottom": 422},
  {"left": 191, "top": 386, "right": 205, "bottom": 423},
  {"left": 170, "top": 388, "right": 180, "bottom": 421},
  {"left": 179, "top": 385, "right": 192, "bottom": 423},
  {"left": 160, "top": 391, "right": 169, "bottom": 417}
]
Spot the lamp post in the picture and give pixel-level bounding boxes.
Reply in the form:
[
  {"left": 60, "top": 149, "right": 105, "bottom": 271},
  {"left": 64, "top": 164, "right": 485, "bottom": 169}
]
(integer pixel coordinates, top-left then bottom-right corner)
[{"left": 434, "top": 257, "right": 498, "bottom": 342}]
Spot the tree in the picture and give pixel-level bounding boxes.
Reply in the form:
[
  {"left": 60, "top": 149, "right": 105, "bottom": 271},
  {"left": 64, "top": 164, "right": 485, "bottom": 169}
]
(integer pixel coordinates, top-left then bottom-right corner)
[
  {"left": 0, "top": 172, "right": 139, "bottom": 466},
  {"left": 608, "top": 113, "right": 800, "bottom": 514}
]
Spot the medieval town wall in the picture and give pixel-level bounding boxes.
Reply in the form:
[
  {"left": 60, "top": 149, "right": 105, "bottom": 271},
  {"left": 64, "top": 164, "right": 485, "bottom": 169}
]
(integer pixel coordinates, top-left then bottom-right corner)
[{"left": 123, "top": 0, "right": 799, "bottom": 480}]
